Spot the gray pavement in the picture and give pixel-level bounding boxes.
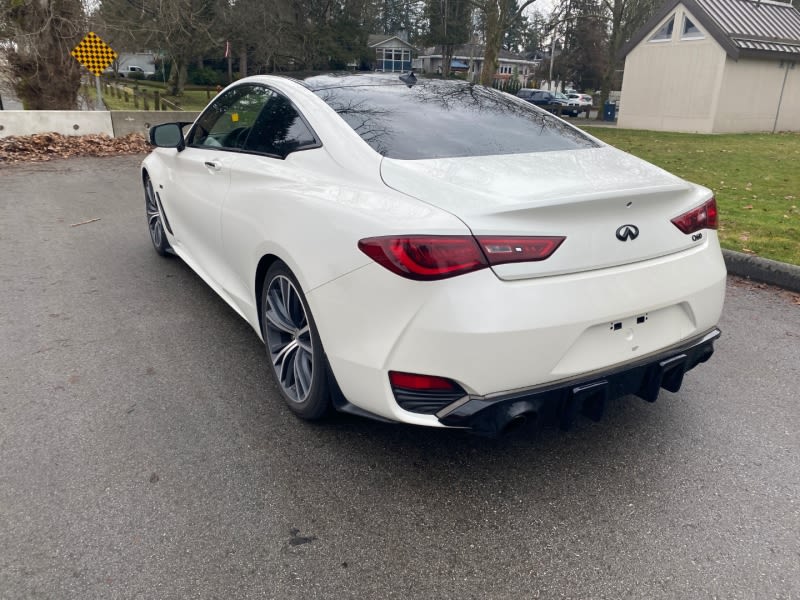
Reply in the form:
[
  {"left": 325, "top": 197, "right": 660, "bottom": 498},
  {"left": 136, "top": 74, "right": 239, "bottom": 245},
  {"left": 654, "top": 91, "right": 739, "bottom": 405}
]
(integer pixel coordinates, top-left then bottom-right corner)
[{"left": 1, "top": 156, "right": 799, "bottom": 599}]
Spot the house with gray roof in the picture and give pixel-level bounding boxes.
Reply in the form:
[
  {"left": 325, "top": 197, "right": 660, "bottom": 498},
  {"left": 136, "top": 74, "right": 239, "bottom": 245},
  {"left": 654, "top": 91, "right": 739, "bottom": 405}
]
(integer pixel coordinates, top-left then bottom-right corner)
[
  {"left": 414, "top": 44, "right": 541, "bottom": 84},
  {"left": 367, "top": 33, "right": 416, "bottom": 73},
  {"left": 618, "top": 0, "right": 800, "bottom": 132}
]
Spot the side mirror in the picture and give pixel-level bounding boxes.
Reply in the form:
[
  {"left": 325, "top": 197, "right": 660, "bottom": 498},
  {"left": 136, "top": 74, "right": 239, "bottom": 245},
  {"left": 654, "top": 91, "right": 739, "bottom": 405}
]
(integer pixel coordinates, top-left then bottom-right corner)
[{"left": 149, "top": 123, "right": 185, "bottom": 150}]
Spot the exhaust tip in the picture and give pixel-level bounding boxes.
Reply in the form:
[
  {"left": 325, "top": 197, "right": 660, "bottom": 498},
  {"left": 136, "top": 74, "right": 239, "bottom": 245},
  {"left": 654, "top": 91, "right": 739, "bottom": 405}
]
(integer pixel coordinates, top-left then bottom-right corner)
[{"left": 501, "top": 414, "right": 529, "bottom": 436}]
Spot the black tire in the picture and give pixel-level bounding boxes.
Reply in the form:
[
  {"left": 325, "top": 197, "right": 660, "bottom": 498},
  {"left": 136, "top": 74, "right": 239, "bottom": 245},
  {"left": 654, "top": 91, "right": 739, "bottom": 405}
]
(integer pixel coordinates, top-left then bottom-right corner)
[
  {"left": 261, "top": 261, "right": 330, "bottom": 420},
  {"left": 144, "top": 175, "right": 172, "bottom": 257}
]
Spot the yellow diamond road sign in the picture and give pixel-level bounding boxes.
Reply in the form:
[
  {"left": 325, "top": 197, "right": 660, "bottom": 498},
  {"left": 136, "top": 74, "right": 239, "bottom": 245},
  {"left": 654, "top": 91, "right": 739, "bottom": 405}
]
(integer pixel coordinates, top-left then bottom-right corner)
[{"left": 71, "top": 32, "right": 117, "bottom": 77}]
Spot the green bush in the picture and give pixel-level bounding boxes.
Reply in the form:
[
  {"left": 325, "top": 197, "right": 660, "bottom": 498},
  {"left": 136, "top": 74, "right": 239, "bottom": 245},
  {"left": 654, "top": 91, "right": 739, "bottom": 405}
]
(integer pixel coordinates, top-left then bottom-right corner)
[{"left": 189, "top": 67, "right": 222, "bottom": 86}]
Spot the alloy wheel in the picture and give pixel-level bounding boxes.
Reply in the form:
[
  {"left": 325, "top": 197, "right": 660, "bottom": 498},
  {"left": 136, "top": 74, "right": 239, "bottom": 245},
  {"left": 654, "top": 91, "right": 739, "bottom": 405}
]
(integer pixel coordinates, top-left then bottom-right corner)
[
  {"left": 145, "top": 178, "right": 164, "bottom": 249},
  {"left": 264, "top": 275, "right": 314, "bottom": 403}
]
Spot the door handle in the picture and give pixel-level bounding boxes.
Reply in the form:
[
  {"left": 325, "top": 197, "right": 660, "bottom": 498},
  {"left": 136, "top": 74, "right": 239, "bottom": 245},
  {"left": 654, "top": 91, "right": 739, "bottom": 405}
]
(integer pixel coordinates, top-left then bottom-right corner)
[{"left": 204, "top": 160, "right": 222, "bottom": 171}]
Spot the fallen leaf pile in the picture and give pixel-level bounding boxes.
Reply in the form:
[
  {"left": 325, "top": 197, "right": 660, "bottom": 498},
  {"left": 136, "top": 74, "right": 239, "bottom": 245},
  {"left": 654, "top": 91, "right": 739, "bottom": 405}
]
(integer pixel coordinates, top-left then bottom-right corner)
[{"left": 0, "top": 132, "right": 149, "bottom": 164}]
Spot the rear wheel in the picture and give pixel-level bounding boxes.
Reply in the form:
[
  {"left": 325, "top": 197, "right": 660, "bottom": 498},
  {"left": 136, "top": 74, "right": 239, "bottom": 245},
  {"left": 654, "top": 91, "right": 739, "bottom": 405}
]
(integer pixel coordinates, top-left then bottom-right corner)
[
  {"left": 144, "top": 175, "right": 171, "bottom": 256},
  {"left": 261, "top": 262, "right": 330, "bottom": 419}
]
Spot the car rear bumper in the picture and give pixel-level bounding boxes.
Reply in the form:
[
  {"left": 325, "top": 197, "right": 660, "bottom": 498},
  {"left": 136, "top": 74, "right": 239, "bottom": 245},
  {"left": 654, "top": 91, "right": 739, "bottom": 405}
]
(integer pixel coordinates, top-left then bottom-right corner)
[
  {"left": 308, "top": 240, "right": 726, "bottom": 428},
  {"left": 435, "top": 327, "right": 720, "bottom": 436}
]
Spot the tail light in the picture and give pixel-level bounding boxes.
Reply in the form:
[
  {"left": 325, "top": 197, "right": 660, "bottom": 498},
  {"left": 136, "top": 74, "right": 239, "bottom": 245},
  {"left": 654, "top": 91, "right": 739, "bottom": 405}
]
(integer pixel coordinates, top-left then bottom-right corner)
[
  {"left": 358, "top": 235, "right": 565, "bottom": 281},
  {"left": 671, "top": 198, "right": 718, "bottom": 234},
  {"left": 358, "top": 236, "right": 486, "bottom": 281},
  {"left": 389, "top": 371, "right": 466, "bottom": 415}
]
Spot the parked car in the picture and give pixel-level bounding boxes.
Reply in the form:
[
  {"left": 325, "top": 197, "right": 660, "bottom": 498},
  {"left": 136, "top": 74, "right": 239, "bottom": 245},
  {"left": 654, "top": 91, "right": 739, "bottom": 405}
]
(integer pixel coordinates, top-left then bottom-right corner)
[
  {"left": 118, "top": 65, "right": 155, "bottom": 78},
  {"left": 567, "top": 93, "right": 594, "bottom": 107},
  {"left": 143, "top": 74, "right": 725, "bottom": 436},
  {"left": 516, "top": 88, "right": 569, "bottom": 114},
  {"left": 553, "top": 91, "right": 582, "bottom": 117}
]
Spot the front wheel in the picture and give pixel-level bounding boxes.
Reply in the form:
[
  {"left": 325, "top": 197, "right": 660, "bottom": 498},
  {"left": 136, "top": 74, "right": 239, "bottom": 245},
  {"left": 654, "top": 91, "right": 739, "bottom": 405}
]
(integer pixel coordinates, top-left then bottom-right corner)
[
  {"left": 144, "top": 175, "right": 172, "bottom": 256},
  {"left": 261, "top": 262, "right": 330, "bottom": 420}
]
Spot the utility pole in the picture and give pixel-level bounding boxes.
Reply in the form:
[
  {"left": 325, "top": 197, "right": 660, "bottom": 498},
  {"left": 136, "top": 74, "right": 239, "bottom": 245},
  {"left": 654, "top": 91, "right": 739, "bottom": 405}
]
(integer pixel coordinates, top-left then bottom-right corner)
[{"left": 548, "top": 28, "right": 558, "bottom": 90}]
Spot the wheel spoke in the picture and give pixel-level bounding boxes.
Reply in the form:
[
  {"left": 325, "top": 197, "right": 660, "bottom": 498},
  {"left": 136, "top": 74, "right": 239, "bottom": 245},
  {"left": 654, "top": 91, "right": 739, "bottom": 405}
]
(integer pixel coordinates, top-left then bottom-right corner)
[
  {"left": 294, "top": 348, "right": 313, "bottom": 397},
  {"left": 265, "top": 304, "right": 295, "bottom": 335},
  {"left": 275, "top": 339, "right": 300, "bottom": 393},
  {"left": 266, "top": 288, "right": 295, "bottom": 334},
  {"left": 296, "top": 326, "right": 312, "bottom": 353}
]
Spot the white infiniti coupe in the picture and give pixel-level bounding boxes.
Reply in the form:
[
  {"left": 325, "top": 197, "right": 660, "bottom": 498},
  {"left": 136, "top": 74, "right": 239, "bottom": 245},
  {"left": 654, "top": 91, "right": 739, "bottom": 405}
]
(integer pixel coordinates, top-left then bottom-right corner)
[{"left": 142, "top": 73, "right": 725, "bottom": 436}]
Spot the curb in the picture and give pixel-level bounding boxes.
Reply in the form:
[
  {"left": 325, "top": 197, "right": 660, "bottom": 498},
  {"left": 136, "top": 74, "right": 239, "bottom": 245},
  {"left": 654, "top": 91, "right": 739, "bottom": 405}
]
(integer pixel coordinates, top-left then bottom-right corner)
[{"left": 722, "top": 249, "right": 800, "bottom": 293}]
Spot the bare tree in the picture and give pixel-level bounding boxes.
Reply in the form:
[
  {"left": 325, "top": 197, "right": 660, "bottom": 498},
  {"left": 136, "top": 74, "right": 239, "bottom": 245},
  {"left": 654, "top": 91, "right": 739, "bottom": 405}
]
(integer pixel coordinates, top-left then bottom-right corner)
[
  {"left": 97, "top": 0, "right": 217, "bottom": 96},
  {"left": 472, "top": 0, "right": 539, "bottom": 85},
  {"left": 0, "top": 0, "right": 85, "bottom": 109},
  {"left": 425, "top": 0, "right": 473, "bottom": 79}
]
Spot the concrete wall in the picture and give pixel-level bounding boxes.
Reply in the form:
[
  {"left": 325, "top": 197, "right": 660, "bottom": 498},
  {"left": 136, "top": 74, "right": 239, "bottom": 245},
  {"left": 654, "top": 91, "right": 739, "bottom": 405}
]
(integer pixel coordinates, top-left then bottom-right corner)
[
  {"left": 0, "top": 110, "right": 200, "bottom": 139},
  {"left": 618, "top": 4, "right": 727, "bottom": 132},
  {"left": 715, "top": 59, "right": 800, "bottom": 133},
  {"left": 110, "top": 111, "right": 200, "bottom": 137},
  {"left": 0, "top": 111, "right": 114, "bottom": 138}
]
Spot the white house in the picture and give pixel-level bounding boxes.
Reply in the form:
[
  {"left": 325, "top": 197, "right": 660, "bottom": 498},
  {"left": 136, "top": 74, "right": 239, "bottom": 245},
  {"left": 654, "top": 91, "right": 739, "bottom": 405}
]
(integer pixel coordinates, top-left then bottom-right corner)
[
  {"left": 414, "top": 44, "right": 541, "bottom": 84},
  {"left": 618, "top": 0, "right": 800, "bottom": 132}
]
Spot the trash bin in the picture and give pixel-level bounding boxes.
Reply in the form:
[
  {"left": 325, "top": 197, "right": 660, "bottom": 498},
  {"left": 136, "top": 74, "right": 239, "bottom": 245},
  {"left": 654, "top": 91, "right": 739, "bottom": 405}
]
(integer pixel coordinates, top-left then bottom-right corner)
[{"left": 603, "top": 101, "right": 617, "bottom": 122}]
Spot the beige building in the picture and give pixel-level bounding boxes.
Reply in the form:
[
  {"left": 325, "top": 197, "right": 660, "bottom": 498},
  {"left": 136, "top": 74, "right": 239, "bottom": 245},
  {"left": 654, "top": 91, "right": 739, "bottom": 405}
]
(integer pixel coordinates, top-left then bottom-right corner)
[{"left": 618, "top": 0, "right": 800, "bottom": 132}]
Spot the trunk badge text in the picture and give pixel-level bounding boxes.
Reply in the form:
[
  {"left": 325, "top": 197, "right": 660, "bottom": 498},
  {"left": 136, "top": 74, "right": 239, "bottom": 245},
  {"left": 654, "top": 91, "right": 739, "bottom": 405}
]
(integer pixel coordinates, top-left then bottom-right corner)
[{"left": 616, "top": 224, "right": 640, "bottom": 242}]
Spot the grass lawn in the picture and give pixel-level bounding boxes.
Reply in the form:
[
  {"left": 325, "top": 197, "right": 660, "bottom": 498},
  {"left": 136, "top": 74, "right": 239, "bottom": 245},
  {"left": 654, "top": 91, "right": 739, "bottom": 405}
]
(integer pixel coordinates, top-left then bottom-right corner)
[
  {"left": 110, "top": 87, "right": 212, "bottom": 111},
  {"left": 93, "top": 81, "right": 214, "bottom": 111},
  {"left": 582, "top": 127, "right": 800, "bottom": 266}
]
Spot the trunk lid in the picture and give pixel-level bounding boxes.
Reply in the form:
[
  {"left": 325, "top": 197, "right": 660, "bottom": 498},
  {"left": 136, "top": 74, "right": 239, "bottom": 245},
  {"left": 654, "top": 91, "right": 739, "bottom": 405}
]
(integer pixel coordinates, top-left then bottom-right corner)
[{"left": 380, "top": 146, "right": 712, "bottom": 280}]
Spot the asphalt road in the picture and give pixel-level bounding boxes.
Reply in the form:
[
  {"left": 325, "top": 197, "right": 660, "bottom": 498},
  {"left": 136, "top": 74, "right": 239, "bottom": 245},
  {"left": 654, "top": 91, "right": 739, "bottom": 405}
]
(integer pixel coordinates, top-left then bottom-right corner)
[{"left": 1, "top": 156, "right": 798, "bottom": 599}]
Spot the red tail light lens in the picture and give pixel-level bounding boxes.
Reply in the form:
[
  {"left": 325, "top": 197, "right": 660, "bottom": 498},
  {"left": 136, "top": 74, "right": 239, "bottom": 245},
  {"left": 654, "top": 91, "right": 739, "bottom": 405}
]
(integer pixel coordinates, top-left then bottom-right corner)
[
  {"left": 358, "top": 236, "right": 487, "bottom": 280},
  {"left": 389, "top": 371, "right": 459, "bottom": 391},
  {"left": 359, "top": 235, "right": 566, "bottom": 280},
  {"left": 671, "top": 198, "right": 718, "bottom": 234},
  {"left": 389, "top": 371, "right": 467, "bottom": 415},
  {"left": 477, "top": 236, "right": 565, "bottom": 264}
]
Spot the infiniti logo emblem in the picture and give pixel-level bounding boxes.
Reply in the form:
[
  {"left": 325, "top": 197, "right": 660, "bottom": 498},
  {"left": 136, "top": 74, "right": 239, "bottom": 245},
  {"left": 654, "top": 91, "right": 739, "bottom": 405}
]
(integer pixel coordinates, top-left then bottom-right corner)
[{"left": 616, "top": 224, "right": 640, "bottom": 242}]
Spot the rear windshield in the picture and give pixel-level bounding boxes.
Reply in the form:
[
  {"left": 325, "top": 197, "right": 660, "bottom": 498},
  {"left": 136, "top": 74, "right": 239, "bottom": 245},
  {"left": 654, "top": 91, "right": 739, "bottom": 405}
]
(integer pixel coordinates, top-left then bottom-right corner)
[{"left": 306, "top": 76, "right": 598, "bottom": 160}]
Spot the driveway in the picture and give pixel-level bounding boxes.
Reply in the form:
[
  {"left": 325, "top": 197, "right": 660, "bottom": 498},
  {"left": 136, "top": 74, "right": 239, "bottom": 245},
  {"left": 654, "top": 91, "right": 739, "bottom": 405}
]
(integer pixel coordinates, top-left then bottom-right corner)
[{"left": 1, "top": 156, "right": 798, "bottom": 599}]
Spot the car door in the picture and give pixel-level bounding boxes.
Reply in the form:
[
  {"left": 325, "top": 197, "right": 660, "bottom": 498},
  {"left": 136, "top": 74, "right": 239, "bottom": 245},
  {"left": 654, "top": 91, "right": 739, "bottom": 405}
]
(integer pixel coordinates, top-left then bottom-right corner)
[
  {"left": 217, "top": 88, "right": 322, "bottom": 314},
  {"left": 162, "top": 84, "right": 271, "bottom": 287}
]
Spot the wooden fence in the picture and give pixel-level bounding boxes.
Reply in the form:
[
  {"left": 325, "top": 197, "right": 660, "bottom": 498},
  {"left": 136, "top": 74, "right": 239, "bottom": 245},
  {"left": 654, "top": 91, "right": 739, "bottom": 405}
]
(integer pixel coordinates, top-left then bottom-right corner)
[{"left": 99, "top": 83, "right": 215, "bottom": 111}]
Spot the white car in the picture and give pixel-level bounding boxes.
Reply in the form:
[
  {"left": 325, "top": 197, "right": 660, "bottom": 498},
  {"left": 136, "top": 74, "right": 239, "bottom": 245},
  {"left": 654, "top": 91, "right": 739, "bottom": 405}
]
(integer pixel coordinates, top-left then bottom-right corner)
[
  {"left": 118, "top": 65, "right": 154, "bottom": 78},
  {"left": 142, "top": 73, "right": 725, "bottom": 436},
  {"left": 567, "top": 92, "right": 594, "bottom": 106}
]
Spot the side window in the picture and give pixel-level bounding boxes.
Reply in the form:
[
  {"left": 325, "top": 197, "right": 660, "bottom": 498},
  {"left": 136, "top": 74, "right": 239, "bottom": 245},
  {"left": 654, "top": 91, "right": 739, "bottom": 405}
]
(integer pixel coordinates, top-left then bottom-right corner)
[
  {"left": 682, "top": 16, "right": 704, "bottom": 39},
  {"left": 188, "top": 85, "right": 271, "bottom": 150},
  {"left": 649, "top": 15, "right": 675, "bottom": 42},
  {"left": 242, "top": 93, "right": 317, "bottom": 157}
]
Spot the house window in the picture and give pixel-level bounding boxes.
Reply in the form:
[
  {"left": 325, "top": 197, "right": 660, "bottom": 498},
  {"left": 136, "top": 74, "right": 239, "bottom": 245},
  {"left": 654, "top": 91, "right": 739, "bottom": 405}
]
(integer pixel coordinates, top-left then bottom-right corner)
[
  {"left": 649, "top": 15, "right": 675, "bottom": 42},
  {"left": 682, "top": 16, "right": 704, "bottom": 39},
  {"left": 376, "top": 47, "right": 411, "bottom": 72},
  {"left": 499, "top": 65, "right": 512, "bottom": 74}
]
